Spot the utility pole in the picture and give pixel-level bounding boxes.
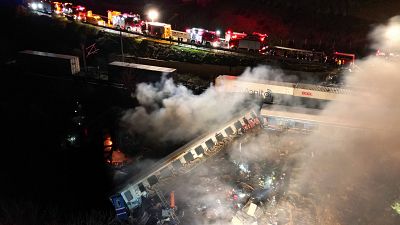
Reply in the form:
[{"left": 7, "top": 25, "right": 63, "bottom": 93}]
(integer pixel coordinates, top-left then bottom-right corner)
[
  {"left": 81, "top": 43, "right": 87, "bottom": 72},
  {"left": 120, "top": 30, "right": 124, "bottom": 62}
]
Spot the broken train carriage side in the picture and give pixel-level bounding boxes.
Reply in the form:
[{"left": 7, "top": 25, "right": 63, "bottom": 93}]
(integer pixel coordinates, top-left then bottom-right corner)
[
  {"left": 109, "top": 107, "right": 262, "bottom": 222},
  {"left": 215, "top": 75, "right": 352, "bottom": 107}
]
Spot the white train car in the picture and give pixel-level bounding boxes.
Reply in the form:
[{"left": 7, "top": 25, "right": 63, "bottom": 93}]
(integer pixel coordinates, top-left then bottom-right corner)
[
  {"left": 110, "top": 107, "right": 261, "bottom": 220},
  {"left": 215, "top": 75, "right": 351, "bottom": 106},
  {"left": 293, "top": 83, "right": 352, "bottom": 101}
]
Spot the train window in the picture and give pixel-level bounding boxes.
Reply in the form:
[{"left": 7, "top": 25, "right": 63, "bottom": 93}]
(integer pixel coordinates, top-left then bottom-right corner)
[
  {"left": 116, "top": 199, "right": 122, "bottom": 207},
  {"left": 138, "top": 183, "right": 146, "bottom": 192},
  {"left": 194, "top": 146, "right": 204, "bottom": 155},
  {"left": 277, "top": 118, "right": 285, "bottom": 126},
  {"left": 304, "top": 123, "right": 316, "bottom": 129},
  {"left": 184, "top": 152, "right": 194, "bottom": 162},
  {"left": 160, "top": 168, "right": 172, "bottom": 178},
  {"left": 205, "top": 139, "right": 215, "bottom": 149},
  {"left": 225, "top": 127, "right": 234, "bottom": 135},
  {"left": 234, "top": 121, "right": 242, "bottom": 129},
  {"left": 147, "top": 175, "right": 158, "bottom": 186},
  {"left": 267, "top": 117, "right": 276, "bottom": 124},
  {"left": 123, "top": 190, "right": 133, "bottom": 201},
  {"left": 172, "top": 160, "right": 182, "bottom": 169},
  {"left": 294, "top": 121, "right": 304, "bottom": 129},
  {"left": 215, "top": 133, "right": 224, "bottom": 142}
]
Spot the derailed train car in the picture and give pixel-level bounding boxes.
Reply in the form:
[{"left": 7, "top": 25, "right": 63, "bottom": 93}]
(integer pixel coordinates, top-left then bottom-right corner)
[
  {"left": 109, "top": 107, "right": 262, "bottom": 221},
  {"left": 215, "top": 75, "right": 352, "bottom": 108}
]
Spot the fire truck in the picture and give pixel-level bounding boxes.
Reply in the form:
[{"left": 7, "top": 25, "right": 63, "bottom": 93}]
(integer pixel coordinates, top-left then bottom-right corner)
[
  {"left": 186, "top": 28, "right": 221, "bottom": 47},
  {"left": 225, "top": 30, "right": 247, "bottom": 42},
  {"left": 143, "top": 22, "right": 172, "bottom": 39},
  {"left": 227, "top": 32, "right": 267, "bottom": 52},
  {"left": 108, "top": 11, "right": 143, "bottom": 33}
]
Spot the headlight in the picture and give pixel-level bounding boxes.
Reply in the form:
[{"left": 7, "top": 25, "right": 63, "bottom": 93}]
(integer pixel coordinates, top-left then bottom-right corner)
[
  {"left": 212, "top": 42, "right": 219, "bottom": 47},
  {"left": 37, "top": 3, "right": 43, "bottom": 9},
  {"left": 31, "top": 3, "right": 38, "bottom": 10}
]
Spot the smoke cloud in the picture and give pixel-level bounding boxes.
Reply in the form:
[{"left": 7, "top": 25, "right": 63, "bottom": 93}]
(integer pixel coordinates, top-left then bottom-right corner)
[
  {"left": 120, "top": 16, "right": 400, "bottom": 225},
  {"left": 286, "top": 16, "right": 400, "bottom": 224},
  {"left": 121, "top": 75, "right": 260, "bottom": 143}
]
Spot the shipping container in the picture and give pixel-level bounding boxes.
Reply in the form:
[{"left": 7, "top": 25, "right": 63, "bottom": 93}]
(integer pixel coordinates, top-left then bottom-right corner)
[
  {"left": 17, "top": 50, "right": 80, "bottom": 76},
  {"left": 108, "top": 61, "right": 176, "bottom": 85}
]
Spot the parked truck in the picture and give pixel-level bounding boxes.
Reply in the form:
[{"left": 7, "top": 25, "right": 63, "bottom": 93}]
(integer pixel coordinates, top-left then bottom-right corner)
[
  {"left": 108, "top": 10, "right": 143, "bottom": 32},
  {"left": 17, "top": 50, "right": 80, "bottom": 76},
  {"left": 187, "top": 27, "right": 221, "bottom": 47},
  {"left": 143, "top": 22, "right": 172, "bottom": 39},
  {"left": 229, "top": 34, "right": 266, "bottom": 52}
]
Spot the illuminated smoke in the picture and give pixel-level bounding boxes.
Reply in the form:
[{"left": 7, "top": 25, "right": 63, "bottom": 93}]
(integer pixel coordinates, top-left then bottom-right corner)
[
  {"left": 121, "top": 77, "right": 254, "bottom": 143},
  {"left": 121, "top": 17, "right": 400, "bottom": 224},
  {"left": 287, "top": 16, "right": 400, "bottom": 224}
]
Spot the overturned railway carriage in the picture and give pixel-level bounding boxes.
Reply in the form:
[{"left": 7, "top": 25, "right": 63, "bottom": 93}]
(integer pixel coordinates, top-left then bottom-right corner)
[
  {"left": 215, "top": 75, "right": 351, "bottom": 107},
  {"left": 110, "top": 108, "right": 261, "bottom": 221}
]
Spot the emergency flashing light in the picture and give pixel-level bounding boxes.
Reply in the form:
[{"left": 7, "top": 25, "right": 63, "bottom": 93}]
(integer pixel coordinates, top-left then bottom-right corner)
[{"left": 77, "top": 6, "right": 85, "bottom": 11}]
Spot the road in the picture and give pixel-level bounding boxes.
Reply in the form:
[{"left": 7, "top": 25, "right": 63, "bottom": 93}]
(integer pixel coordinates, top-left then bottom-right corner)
[{"left": 31, "top": 9, "right": 261, "bottom": 58}]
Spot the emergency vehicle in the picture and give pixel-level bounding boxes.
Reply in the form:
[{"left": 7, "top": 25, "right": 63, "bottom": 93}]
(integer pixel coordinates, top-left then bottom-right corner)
[
  {"left": 61, "top": 3, "right": 74, "bottom": 18},
  {"left": 27, "top": 0, "right": 52, "bottom": 13},
  {"left": 86, "top": 10, "right": 106, "bottom": 26},
  {"left": 52, "top": 1, "right": 63, "bottom": 15},
  {"left": 225, "top": 30, "right": 247, "bottom": 42},
  {"left": 332, "top": 52, "right": 355, "bottom": 66},
  {"left": 171, "top": 30, "right": 190, "bottom": 42},
  {"left": 227, "top": 32, "right": 267, "bottom": 52},
  {"left": 108, "top": 11, "right": 143, "bottom": 33},
  {"left": 143, "top": 22, "right": 172, "bottom": 39},
  {"left": 187, "top": 28, "right": 221, "bottom": 47},
  {"left": 69, "top": 5, "right": 86, "bottom": 21}
]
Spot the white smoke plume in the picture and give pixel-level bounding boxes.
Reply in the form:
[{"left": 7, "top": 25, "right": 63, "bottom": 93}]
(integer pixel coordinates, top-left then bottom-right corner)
[
  {"left": 120, "top": 16, "right": 400, "bottom": 225},
  {"left": 284, "top": 16, "right": 400, "bottom": 224},
  {"left": 121, "top": 76, "right": 258, "bottom": 143}
]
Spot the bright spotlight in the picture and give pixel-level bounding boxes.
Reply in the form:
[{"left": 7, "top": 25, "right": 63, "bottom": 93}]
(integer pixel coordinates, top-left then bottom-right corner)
[
  {"left": 148, "top": 9, "right": 159, "bottom": 22},
  {"left": 31, "top": 3, "right": 38, "bottom": 10}
]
